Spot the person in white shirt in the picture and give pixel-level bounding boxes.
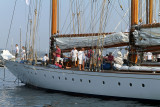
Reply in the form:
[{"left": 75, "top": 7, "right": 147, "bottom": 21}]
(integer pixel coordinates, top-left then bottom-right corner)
[
  {"left": 146, "top": 52, "right": 153, "bottom": 62},
  {"left": 15, "top": 44, "right": 19, "bottom": 58},
  {"left": 78, "top": 48, "right": 85, "bottom": 70},
  {"left": 71, "top": 47, "right": 78, "bottom": 67},
  {"left": 157, "top": 54, "right": 160, "bottom": 62},
  {"left": 21, "top": 46, "right": 26, "bottom": 60},
  {"left": 42, "top": 54, "right": 49, "bottom": 66}
]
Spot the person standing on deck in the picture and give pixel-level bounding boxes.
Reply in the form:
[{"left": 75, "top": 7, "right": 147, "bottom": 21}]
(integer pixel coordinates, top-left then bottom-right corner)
[
  {"left": 78, "top": 48, "right": 85, "bottom": 71},
  {"left": 15, "top": 44, "right": 19, "bottom": 58},
  {"left": 146, "top": 52, "right": 153, "bottom": 62},
  {"left": 88, "top": 48, "right": 94, "bottom": 70},
  {"left": 157, "top": 54, "right": 160, "bottom": 62},
  {"left": 108, "top": 52, "right": 114, "bottom": 68},
  {"left": 82, "top": 48, "right": 86, "bottom": 70},
  {"left": 55, "top": 45, "right": 61, "bottom": 64},
  {"left": 71, "top": 47, "right": 78, "bottom": 67},
  {"left": 42, "top": 54, "right": 49, "bottom": 66},
  {"left": 21, "top": 46, "right": 26, "bottom": 60}
]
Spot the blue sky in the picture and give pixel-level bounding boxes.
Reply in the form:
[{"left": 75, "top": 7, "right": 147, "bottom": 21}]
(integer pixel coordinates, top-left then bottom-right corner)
[{"left": 0, "top": 0, "right": 130, "bottom": 52}]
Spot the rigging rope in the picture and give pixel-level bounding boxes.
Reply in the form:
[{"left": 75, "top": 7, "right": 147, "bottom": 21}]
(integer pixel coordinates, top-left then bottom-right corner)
[
  {"left": 5, "top": 0, "right": 18, "bottom": 49},
  {"left": 25, "top": 2, "right": 32, "bottom": 59},
  {"left": 60, "top": 0, "right": 74, "bottom": 33},
  {"left": 35, "top": 0, "right": 42, "bottom": 56},
  {"left": 64, "top": 0, "right": 90, "bottom": 34}
]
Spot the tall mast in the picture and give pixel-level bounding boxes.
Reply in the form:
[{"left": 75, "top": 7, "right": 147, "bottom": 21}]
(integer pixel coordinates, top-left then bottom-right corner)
[
  {"left": 51, "top": 0, "right": 57, "bottom": 35},
  {"left": 146, "top": 0, "right": 149, "bottom": 24},
  {"left": 131, "top": 0, "right": 139, "bottom": 26},
  {"left": 130, "top": 0, "right": 139, "bottom": 64},
  {"left": 149, "top": 0, "right": 153, "bottom": 24},
  {"left": 50, "top": 0, "right": 58, "bottom": 64},
  {"left": 20, "top": 27, "right": 22, "bottom": 58}
]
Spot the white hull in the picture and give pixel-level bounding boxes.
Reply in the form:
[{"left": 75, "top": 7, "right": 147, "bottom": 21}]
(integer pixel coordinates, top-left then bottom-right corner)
[{"left": 5, "top": 61, "right": 160, "bottom": 100}]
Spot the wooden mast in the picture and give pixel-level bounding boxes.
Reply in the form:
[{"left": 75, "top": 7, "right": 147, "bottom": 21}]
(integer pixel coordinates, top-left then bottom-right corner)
[
  {"left": 130, "top": 0, "right": 139, "bottom": 64},
  {"left": 146, "top": 0, "right": 149, "bottom": 24},
  {"left": 149, "top": 0, "right": 153, "bottom": 24},
  {"left": 50, "top": 0, "right": 58, "bottom": 64},
  {"left": 131, "top": 0, "right": 139, "bottom": 25},
  {"left": 51, "top": 0, "right": 57, "bottom": 35}
]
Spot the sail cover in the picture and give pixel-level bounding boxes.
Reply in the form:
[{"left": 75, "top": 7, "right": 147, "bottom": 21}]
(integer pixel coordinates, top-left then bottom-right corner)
[
  {"left": 133, "top": 27, "right": 160, "bottom": 46},
  {"left": 55, "top": 32, "right": 129, "bottom": 50}
]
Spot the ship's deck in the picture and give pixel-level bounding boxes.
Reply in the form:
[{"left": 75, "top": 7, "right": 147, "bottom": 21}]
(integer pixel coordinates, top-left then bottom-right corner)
[
  {"left": 63, "top": 67, "right": 160, "bottom": 75},
  {"left": 27, "top": 61, "right": 160, "bottom": 75},
  {"left": 141, "top": 62, "right": 160, "bottom": 67}
]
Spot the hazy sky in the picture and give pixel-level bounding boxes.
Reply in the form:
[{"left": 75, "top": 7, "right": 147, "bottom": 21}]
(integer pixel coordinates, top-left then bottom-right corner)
[
  {"left": 0, "top": 0, "right": 51, "bottom": 51},
  {"left": 0, "top": 0, "right": 130, "bottom": 52}
]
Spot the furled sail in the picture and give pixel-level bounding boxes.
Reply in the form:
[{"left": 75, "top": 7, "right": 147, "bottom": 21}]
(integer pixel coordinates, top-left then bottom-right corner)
[
  {"left": 133, "top": 27, "right": 160, "bottom": 46},
  {"left": 55, "top": 32, "right": 129, "bottom": 50}
]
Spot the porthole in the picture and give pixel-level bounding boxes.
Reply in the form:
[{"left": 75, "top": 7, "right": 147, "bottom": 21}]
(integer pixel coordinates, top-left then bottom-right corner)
[
  {"left": 80, "top": 79, "right": 82, "bottom": 82},
  {"left": 142, "top": 84, "right": 145, "bottom": 87},
  {"left": 52, "top": 76, "right": 54, "bottom": 79},
  {"left": 102, "top": 81, "right": 105, "bottom": 84},
  {"left": 58, "top": 77, "right": 60, "bottom": 80},
  {"left": 89, "top": 80, "right": 91, "bottom": 83},
  {"left": 65, "top": 77, "right": 67, "bottom": 80},
  {"left": 72, "top": 78, "right": 74, "bottom": 81},
  {"left": 118, "top": 82, "right": 121, "bottom": 86},
  {"left": 44, "top": 74, "right": 46, "bottom": 77},
  {"left": 129, "top": 83, "right": 132, "bottom": 87}
]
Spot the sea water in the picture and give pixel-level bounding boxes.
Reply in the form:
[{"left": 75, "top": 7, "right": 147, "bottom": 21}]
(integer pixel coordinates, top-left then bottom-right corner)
[{"left": 0, "top": 67, "right": 160, "bottom": 107}]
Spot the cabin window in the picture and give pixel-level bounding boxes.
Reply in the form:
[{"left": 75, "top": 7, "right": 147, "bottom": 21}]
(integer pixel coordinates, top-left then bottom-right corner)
[
  {"left": 89, "top": 80, "right": 91, "bottom": 83},
  {"left": 52, "top": 76, "right": 54, "bottom": 79},
  {"left": 58, "top": 77, "right": 60, "bottom": 80},
  {"left": 65, "top": 77, "right": 67, "bottom": 80},
  {"left": 118, "top": 82, "right": 121, "bottom": 86},
  {"left": 142, "top": 84, "right": 145, "bottom": 87},
  {"left": 129, "top": 83, "right": 132, "bottom": 87}
]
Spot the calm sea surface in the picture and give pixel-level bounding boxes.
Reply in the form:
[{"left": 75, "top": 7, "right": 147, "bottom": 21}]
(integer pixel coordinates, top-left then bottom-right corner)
[{"left": 0, "top": 67, "right": 160, "bottom": 107}]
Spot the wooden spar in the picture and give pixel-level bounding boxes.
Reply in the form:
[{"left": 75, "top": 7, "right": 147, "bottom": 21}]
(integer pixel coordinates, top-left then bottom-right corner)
[
  {"left": 62, "top": 43, "right": 129, "bottom": 52},
  {"left": 135, "top": 0, "right": 139, "bottom": 25},
  {"left": 50, "top": 0, "right": 58, "bottom": 64},
  {"left": 146, "top": 0, "right": 149, "bottom": 24},
  {"left": 57, "top": 32, "right": 128, "bottom": 38},
  {"left": 139, "top": 46, "right": 160, "bottom": 52},
  {"left": 51, "top": 0, "right": 57, "bottom": 35},
  {"left": 130, "top": 0, "right": 139, "bottom": 64},
  {"left": 149, "top": 0, "right": 153, "bottom": 24},
  {"left": 131, "top": 0, "right": 135, "bottom": 25},
  {"left": 131, "top": 0, "right": 139, "bottom": 25},
  {"left": 140, "top": 23, "right": 160, "bottom": 28}
]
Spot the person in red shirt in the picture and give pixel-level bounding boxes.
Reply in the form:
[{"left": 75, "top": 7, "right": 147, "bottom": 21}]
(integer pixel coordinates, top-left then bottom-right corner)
[
  {"left": 55, "top": 45, "right": 61, "bottom": 64},
  {"left": 108, "top": 52, "right": 114, "bottom": 68},
  {"left": 88, "top": 48, "right": 94, "bottom": 70}
]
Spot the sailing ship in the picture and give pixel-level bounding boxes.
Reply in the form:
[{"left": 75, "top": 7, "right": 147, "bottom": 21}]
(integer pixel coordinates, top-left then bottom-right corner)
[{"left": 4, "top": 0, "right": 160, "bottom": 100}]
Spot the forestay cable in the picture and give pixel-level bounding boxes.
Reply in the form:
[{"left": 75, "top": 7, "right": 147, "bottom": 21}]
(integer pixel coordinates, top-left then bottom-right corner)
[{"left": 5, "top": 0, "right": 18, "bottom": 49}]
